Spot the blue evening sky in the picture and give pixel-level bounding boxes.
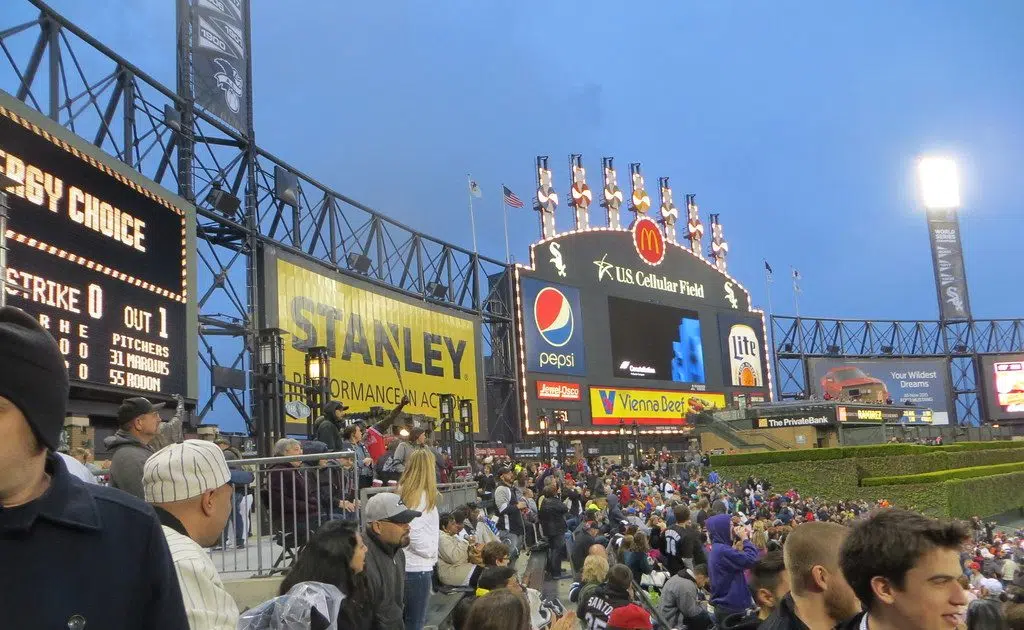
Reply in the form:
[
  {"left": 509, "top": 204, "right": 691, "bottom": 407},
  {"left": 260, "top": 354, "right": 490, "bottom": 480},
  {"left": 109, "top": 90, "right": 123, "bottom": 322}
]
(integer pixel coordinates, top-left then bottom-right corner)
[{"left": 31, "top": 0, "right": 1024, "bottom": 324}]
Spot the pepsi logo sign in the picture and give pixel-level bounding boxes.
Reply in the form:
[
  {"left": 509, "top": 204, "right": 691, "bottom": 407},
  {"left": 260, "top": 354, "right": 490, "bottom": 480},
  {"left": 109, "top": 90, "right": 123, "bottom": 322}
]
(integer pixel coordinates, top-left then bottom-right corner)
[
  {"left": 534, "top": 286, "right": 574, "bottom": 347},
  {"left": 520, "top": 277, "right": 586, "bottom": 376}
]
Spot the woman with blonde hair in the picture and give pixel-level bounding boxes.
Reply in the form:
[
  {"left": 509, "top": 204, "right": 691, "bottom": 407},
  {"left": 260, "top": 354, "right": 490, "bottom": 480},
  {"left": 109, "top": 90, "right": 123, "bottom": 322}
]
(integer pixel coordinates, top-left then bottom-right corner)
[
  {"left": 752, "top": 520, "right": 769, "bottom": 553},
  {"left": 399, "top": 447, "right": 440, "bottom": 630}
]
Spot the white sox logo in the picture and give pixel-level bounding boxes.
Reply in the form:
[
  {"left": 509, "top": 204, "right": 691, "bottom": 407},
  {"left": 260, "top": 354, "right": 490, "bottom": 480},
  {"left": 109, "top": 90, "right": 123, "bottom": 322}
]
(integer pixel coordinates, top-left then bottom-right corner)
[
  {"left": 724, "top": 282, "right": 738, "bottom": 309},
  {"left": 549, "top": 242, "right": 567, "bottom": 278}
]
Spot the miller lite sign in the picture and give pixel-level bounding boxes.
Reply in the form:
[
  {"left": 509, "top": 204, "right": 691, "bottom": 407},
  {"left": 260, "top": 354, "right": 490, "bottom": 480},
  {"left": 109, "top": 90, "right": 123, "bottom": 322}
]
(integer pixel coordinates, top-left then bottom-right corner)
[
  {"left": 728, "top": 324, "right": 763, "bottom": 387},
  {"left": 718, "top": 313, "right": 766, "bottom": 389}
]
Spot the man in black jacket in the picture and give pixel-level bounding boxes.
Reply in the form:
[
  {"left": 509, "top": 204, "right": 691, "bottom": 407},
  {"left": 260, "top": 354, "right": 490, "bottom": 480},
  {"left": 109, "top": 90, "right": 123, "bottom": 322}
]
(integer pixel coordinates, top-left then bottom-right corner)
[
  {"left": 662, "top": 505, "right": 707, "bottom": 574},
  {"left": 571, "top": 520, "right": 602, "bottom": 579},
  {"left": 313, "top": 400, "right": 348, "bottom": 451},
  {"left": 539, "top": 485, "right": 570, "bottom": 579},
  {"left": 362, "top": 492, "right": 420, "bottom": 630},
  {"left": 0, "top": 306, "right": 188, "bottom": 629}
]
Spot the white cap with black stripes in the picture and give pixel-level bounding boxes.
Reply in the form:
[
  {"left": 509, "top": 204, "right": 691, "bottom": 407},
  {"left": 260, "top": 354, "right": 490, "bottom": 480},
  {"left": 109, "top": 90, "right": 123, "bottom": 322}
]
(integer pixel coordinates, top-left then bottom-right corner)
[{"left": 143, "top": 439, "right": 230, "bottom": 503}]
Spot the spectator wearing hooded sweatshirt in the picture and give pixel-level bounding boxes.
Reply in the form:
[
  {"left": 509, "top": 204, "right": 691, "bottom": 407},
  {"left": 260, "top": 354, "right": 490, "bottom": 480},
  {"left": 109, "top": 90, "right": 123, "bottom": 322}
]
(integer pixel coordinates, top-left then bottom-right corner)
[
  {"left": 313, "top": 400, "right": 348, "bottom": 452},
  {"left": 706, "top": 513, "right": 759, "bottom": 624}
]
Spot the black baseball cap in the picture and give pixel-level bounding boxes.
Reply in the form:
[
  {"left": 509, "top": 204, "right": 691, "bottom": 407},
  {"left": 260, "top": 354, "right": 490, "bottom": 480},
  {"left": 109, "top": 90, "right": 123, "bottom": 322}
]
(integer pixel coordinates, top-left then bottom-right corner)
[
  {"left": 494, "top": 465, "right": 513, "bottom": 477},
  {"left": 117, "top": 397, "right": 165, "bottom": 426}
]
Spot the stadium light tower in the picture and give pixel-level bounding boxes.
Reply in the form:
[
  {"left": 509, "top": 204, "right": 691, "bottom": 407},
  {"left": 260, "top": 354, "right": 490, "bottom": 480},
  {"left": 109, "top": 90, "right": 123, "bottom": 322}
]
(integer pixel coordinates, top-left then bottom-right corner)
[
  {"left": 917, "top": 157, "right": 960, "bottom": 210},
  {"left": 916, "top": 156, "right": 972, "bottom": 322}
]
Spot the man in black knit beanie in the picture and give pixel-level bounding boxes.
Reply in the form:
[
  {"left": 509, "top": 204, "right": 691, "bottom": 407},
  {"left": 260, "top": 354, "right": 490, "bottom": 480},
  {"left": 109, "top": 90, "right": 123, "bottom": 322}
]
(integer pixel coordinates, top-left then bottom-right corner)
[{"left": 0, "top": 306, "right": 188, "bottom": 629}]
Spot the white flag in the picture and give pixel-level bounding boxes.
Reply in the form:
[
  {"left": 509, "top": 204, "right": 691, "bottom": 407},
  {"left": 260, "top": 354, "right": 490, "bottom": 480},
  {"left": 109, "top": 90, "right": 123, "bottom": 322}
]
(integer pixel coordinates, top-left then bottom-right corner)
[
  {"left": 469, "top": 180, "right": 482, "bottom": 198},
  {"left": 791, "top": 268, "right": 801, "bottom": 281}
]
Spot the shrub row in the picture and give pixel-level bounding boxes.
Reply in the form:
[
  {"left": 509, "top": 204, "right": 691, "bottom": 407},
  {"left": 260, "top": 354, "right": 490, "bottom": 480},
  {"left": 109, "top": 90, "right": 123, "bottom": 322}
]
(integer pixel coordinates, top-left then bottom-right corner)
[
  {"left": 854, "top": 448, "right": 1024, "bottom": 480},
  {"left": 710, "top": 440, "right": 1024, "bottom": 467},
  {"left": 945, "top": 471, "right": 1024, "bottom": 519},
  {"left": 861, "top": 461, "right": 1024, "bottom": 487}
]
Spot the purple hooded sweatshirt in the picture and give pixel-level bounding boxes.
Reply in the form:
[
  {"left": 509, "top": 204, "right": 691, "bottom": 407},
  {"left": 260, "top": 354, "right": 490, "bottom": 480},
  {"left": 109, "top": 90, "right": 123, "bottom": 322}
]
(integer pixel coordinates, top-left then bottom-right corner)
[{"left": 706, "top": 513, "right": 759, "bottom": 613}]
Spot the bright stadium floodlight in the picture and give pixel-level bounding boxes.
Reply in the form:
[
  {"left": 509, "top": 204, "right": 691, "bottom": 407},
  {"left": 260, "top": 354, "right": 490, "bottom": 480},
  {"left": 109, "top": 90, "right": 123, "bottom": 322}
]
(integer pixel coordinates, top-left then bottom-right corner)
[{"left": 917, "top": 156, "right": 960, "bottom": 210}]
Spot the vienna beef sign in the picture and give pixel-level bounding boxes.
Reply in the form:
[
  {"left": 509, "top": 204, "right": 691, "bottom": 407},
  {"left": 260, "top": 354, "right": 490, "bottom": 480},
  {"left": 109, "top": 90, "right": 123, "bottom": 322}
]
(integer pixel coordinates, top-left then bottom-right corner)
[{"left": 264, "top": 252, "right": 481, "bottom": 427}]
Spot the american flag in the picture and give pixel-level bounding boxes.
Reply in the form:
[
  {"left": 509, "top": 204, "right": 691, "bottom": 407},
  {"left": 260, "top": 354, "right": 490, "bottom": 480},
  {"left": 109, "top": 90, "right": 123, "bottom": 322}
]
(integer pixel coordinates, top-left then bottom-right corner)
[{"left": 502, "top": 185, "right": 524, "bottom": 208}]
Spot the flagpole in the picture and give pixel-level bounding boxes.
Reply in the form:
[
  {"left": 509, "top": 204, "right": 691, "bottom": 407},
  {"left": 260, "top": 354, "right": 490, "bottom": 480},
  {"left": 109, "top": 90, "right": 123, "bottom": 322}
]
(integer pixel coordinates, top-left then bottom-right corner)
[
  {"left": 467, "top": 174, "right": 479, "bottom": 255},
  {"left": 791, "top": 267, "right": 801, "bottom": 320},
  {"left": 764, "top": 262, "right": 776, "bottom": 398},
  {"left": 501, "top": 184, "right": 511, "bottom": 264}
]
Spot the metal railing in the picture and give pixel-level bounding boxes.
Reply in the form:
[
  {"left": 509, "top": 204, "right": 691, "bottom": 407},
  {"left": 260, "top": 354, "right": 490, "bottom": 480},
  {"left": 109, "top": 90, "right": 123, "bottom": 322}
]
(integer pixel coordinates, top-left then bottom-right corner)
[
  {"left": 357, "top": 481, "right": 480, "bottom": 528},
  {"left": 215, "top": 450, "right": 360, "bottom": 577},
  {"left": 210, "top": 453, "right": 480, "bottom": 577}
]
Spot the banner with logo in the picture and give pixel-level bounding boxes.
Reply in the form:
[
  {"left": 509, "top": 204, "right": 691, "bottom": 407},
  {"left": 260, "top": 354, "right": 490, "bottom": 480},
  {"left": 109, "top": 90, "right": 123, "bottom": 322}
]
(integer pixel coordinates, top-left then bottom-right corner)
[
  {"left": 589, "top": 386, "right": 725, "bottom": 425},
  {"left": 717, "top": 313, "right": 767, "bottom": 388},
  {"left": 264, "top": 252, "right": 482, "bottom": 429},
  {"left": 535, "top": 380, "right": 582, "bottom": 401},
  {"left": 754, "top": 414, "right": 832, "bottom": 429},
  {"left": 807, "top": 357, "right": 950, "bottom": 425},
  {"left": 188, "top": 0, "right": 250, "bottom": 133},
  {"left": 927, "top": 215, "right": 972, "bottom": 321},
  {"left": 520, "top": 277, "right": 587, "bottom": 376}
]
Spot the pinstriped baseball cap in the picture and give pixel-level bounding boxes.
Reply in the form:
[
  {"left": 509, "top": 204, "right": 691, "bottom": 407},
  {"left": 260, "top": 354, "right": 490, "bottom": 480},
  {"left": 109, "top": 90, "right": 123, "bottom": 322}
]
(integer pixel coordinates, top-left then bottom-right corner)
[{"left": 143, "top": 439, "right": 230, "bottom": 503}]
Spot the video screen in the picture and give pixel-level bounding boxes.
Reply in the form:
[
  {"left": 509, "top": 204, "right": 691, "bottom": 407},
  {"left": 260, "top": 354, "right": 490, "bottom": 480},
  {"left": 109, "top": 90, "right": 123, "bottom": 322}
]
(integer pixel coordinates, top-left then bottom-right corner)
[
  {"left": 608, "top": 296, "right": 705, "bottom": 383},
  {"left": 992, "top": 359, "right": 1024, "bottom": 414}
]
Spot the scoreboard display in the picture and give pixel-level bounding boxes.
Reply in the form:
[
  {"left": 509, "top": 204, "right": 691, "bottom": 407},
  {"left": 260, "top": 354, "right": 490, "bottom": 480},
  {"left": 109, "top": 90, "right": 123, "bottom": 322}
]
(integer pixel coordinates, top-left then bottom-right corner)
[
  {"left": 1, "top": 99, "right": 195, "bottom": 398},
  {"left": 515, "top": 219, "right": 771, "bottom": 434}
]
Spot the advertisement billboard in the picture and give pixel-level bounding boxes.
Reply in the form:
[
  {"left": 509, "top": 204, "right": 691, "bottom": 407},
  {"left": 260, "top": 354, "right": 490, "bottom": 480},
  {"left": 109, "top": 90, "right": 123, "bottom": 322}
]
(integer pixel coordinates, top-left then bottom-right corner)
[
  {"left": 717, "top": 312, "right": 768, "bottom": 388},
  {"left": 535, "top": 380, "right": 583, "bottom": 401},
  {"left": 1, "top": 97, "right": 197, "bottom": 400},
  {"left": 806, "top": 358, "right": 951, "bottom": 425},
  {"left": 263, "top": 250, "right": 482, "bottom": 430},
  {"left": 754, "top": 414, "right": 833, "bottom": 429},
  {"left": 978, "top": 354, "right": 1024, "bottom": 422},
  {"left": 589, "top": 386, "right": 726, "bottom": 425},
  {"left": 520, "top": 277, "right": 587, "bottom": 376},
  {"left": 607, "top": 296, "right": 705, "bottom": 383},
  {"left": 516, "top": 226, "right": 769, "bottom": 433},
  {"left": 837, "top": 405, "right": 934, "bottom": 424}
]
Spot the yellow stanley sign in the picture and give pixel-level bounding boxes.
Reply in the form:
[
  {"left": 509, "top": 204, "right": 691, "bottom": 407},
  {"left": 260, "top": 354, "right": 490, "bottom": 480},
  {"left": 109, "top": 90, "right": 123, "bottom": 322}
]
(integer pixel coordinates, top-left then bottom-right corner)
[{"left": 273, "top": 256, "right": 480, "bottom": 429}]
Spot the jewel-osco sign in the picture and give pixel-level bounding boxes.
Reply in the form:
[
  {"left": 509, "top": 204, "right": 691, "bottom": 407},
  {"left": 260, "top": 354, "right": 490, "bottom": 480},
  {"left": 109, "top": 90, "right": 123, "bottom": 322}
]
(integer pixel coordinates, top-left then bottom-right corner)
[{"left": 632, "top": 217, "right": 665, "bottom": 266}]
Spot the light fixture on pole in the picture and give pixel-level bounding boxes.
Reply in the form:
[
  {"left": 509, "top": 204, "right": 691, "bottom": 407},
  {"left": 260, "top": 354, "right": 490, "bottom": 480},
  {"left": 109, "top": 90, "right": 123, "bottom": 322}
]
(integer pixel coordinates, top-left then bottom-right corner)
[
  {"left": 916, "top": 155, "right": 973, "bottom": 325},
  {"left": 459, "top": 399, "right": 475, "bottom": 465},
  {"left": 917, "top": 157, "right": 960, "bottom": 211},
  {"left": 538, "top": 415, "right": 548, "bottom": 462},
  {"left": 254, "top": 328, "right": 287, "bottom": 455},
  {"left": 439, "top": 393, "right": 456, "bottom": 457},
  {"left": 618, "top": 420, "right": 627, "bottom": 463},
  {"left": 304, "top": 346, "right": 330, "bottom": 437}
]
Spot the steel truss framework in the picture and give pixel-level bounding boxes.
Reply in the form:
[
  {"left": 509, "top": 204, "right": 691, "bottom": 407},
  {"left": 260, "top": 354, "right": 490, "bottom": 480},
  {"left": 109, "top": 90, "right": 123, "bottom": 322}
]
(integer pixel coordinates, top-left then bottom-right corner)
[
  {"left": 772, "top": 315, "right": 1024, "bottom": 426},
  {"left": 0, "top": 0, "right": 518, "bottom": 440}
]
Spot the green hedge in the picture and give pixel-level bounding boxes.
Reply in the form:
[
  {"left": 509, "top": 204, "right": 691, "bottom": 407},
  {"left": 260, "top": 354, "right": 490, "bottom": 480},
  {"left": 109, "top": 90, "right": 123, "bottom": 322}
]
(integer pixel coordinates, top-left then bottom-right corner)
[
  {"left": 710, "top": 440, "right": 1024, "bottom": 467},
  {"left": 854, "top": 448, "right": 1024, "bottom": 480},
  {"left": 862, "top": 461, "right": 1024, "bottom": 487},
  {"left": 945, "top": 471, "right": 1024, "bottom": 518},
  {"left": 934, "top": 440, "right": 1021, "bottom": 452}
]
